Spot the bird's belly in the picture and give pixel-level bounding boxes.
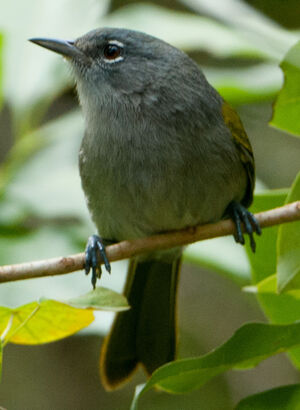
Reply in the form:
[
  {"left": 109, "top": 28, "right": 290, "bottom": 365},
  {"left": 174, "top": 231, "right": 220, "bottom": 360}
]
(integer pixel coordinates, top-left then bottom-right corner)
[{"left": 79, "top": 146, "right": 246, "bottom": 241}]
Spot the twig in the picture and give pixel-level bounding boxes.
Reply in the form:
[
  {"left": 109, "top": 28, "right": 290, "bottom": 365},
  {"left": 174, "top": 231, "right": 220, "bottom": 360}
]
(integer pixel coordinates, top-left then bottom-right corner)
[{"left": 0, "top": 201, "right": 299, "bottom": 284}]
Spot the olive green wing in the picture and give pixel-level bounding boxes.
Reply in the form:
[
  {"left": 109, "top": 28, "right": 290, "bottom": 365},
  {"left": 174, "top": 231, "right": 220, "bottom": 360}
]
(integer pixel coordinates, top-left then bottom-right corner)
[{"left": 222, "top": 101, "right": 255, "bottom": 207}]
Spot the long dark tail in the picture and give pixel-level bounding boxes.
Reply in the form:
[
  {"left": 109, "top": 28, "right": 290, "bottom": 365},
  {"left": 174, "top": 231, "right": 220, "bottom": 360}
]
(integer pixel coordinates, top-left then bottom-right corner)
[{"left": 100, "top": 257, "right": 181, "bottom": 390}]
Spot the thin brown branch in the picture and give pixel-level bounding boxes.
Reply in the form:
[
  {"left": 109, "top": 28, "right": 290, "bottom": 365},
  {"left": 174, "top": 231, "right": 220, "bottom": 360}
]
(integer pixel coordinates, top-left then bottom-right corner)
[{"left": 0, "top": 201, "right": 299, "bottom": 284}]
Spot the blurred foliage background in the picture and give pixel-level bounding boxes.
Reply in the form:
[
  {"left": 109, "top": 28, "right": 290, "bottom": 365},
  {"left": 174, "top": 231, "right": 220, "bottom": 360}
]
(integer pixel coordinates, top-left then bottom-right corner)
[{"left": 0, "top": 0, "right": 300, "bottom": 409}]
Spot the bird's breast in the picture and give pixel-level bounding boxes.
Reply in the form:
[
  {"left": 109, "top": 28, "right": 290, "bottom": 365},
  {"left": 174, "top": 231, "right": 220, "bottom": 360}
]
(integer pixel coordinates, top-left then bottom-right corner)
[{"left": 79, "top": 113, "right": 247, "bottom": 241}]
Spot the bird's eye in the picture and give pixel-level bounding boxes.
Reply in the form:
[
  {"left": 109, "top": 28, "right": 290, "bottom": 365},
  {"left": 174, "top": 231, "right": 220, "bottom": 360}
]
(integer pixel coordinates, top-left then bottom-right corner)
[{"left": 103, "top": 44, "right": 122, "bottom": 61}]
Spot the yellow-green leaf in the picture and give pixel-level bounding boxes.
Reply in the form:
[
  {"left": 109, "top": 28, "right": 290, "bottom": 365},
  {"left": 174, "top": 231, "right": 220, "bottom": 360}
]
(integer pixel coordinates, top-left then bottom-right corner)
[
  {"left": 131, "top": 322, "right": 300, "bottom": 409},
  {"left": 67, "top": 286, "right": 130, "bottom": 312},
  {"left": 271, "top": 40, "right": 300, "bottom": 137},
  {"left": 244, "top": 274, "right": 300, "bottom": 324},
  {"left": 247, "top": 189, "right": 288, "bottom": 283},
  {"left": 0, "top": 300, "right": 94, "bottom": 345}
]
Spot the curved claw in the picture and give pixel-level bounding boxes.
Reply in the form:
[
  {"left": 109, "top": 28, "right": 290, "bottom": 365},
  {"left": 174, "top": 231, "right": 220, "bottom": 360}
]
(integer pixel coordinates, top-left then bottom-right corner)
[
  {"left": 227, "top": 201, "right": 261, "bottom": 253},
  {"left": 85, "top": 234, "right": 111, "bottom": 288},
  {"left": 96, "top": 240, "right": 111, "bottom": 273}
]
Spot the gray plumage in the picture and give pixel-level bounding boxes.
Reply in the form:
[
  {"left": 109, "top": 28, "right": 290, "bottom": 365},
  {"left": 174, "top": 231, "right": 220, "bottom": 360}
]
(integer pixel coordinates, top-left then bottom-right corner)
[
  {"left": 29, "top": 28, "right": 257, "bottom": 389},
  {"left": 73, "top": 28, "right": 247, "bottom": 243}
]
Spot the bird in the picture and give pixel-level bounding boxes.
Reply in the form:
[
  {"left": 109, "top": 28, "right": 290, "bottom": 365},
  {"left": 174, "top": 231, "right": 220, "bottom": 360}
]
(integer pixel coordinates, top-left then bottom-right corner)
[{"left": 30, "top": 27, "right": 261, "bottom": 390}]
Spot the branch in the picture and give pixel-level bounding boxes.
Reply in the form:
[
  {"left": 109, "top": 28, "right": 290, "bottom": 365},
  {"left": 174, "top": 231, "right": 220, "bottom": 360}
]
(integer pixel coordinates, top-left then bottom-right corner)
[{"left": 0, "top": 201, "right": 299, "bottom": 284}]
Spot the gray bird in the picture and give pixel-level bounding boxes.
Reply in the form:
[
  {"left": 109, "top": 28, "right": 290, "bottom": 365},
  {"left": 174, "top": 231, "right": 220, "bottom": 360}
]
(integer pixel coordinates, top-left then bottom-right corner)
[{"left": 30, "top": 28, "right": 261, "bottom": 390}]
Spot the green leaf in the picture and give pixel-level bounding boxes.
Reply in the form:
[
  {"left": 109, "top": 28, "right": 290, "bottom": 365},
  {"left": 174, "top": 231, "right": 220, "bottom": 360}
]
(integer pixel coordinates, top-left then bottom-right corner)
[
  {"left": 247, "top": 189, "right": 288, "bottom": 283},
  {"left": 235, "top": 384, "right": 300, "bottom": 410},
  {"left": 247, "top": 273, "right": 300, "bottom": 301},
  {"left": 277, "top": 172, "right": 300, "bottom": 292},
  {"left": 131, "top": 322, "right": 300, "bottom": 409},
  {"left": 244, "top": 274, "right": 300, "bottom": 369},
  {"left": 271, "top": 41, "right": 300, "bottom": 137},
  {"left": 0, "top": 299, "right": 94, "bottom": 345},
  {"left": 244, "top": 274, "right": 277, "bottom": 294},
  {"left": 67, "top": 287, "right": 130, "bottom": 312},
  {"left": 244, "top": 275, "right": 300, "bottom": 324},
  {"left": 244, "top": 184, "right": 300, "bottom": 367}
]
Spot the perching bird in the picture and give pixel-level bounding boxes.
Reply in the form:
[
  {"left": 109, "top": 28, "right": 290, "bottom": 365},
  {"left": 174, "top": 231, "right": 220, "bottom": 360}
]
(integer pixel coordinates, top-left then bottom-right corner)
[{"left": 30, "top": 28, "right": 261, "bottom": 390}]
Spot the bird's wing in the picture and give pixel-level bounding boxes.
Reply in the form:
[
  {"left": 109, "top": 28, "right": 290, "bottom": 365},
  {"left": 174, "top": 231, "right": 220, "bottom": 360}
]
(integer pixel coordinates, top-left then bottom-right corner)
[{"left": 222, "top": 101, "right": 255, "bottom": 207}]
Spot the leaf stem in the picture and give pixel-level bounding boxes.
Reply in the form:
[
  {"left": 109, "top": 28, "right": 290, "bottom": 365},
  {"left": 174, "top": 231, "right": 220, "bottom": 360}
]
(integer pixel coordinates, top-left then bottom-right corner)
[
  {"left": 1, "top": 314, "right": 14, "bottom": 344},
  {"left": 2, "top": 305, "right": 41, "bottom": 347}
]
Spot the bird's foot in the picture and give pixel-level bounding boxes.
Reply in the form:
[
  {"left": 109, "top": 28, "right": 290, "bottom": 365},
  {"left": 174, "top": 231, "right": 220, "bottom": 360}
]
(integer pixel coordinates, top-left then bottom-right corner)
[
  {"left": 227, "top": 201, "right": 262, "bottom": 253},
  {"left": 84, "top": 235, "right": 111, "bottom": 289}
]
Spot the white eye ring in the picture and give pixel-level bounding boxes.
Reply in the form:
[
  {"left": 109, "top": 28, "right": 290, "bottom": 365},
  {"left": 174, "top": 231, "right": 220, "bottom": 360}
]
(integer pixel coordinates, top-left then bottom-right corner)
[
  {"left": 103, "top": 40, "right": 124, "bottom": 64},
  {"left": 108, "top": 40, "right": 124, "bottom": 48}
]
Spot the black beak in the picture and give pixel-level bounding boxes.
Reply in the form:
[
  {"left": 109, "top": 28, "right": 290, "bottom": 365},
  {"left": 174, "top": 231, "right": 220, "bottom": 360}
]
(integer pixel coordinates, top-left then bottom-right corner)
[{"left": 29, "top": 37, "right": 84, "bottom": 59}]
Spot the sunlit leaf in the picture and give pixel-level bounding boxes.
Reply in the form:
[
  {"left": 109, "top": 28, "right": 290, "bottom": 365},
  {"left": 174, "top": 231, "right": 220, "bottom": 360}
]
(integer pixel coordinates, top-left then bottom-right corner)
[
  {"left": 244, "top": 275, "right": 300, "bottom": 324},
  {"left": 0, "top": 306, "right": 14, "bottom": 327},
  {"left": 235, "top": 384, "right": 300, "bottom": 410},
  {"left": 243, "top": 274, "right": 277, "bottom": 295},
  {"left": 271, "top": 41, "right": 300, "bottom": 137},
  {"left": 0, "top": 300, "right": 94, "bottom": 345},
  {"left": 277, "top": 172, "right": 300, "bottom": 292},
  {"left": 131, "top": 322, "right": 300, "bottom": 409},
  {"left": 67, "top": 287, "right": 129, "bottom": 312}
]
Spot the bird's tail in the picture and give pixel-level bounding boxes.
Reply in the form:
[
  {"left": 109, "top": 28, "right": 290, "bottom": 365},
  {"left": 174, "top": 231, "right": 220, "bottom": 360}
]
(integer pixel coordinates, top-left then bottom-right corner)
[{"left": 100, "top": 257, "right": 181, "bottom": 390}]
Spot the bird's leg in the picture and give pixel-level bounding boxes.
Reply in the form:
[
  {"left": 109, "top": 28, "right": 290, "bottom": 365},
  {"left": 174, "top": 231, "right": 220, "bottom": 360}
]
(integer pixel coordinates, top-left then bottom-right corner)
[
  {"left": 227, "top": 201, "right": 262, "bottom": 253},
  {"left": 84, "top": 235, "right": 112, "bottom": 289}
]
